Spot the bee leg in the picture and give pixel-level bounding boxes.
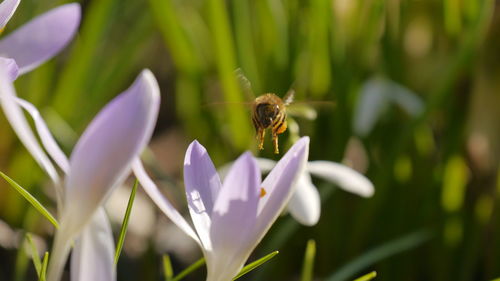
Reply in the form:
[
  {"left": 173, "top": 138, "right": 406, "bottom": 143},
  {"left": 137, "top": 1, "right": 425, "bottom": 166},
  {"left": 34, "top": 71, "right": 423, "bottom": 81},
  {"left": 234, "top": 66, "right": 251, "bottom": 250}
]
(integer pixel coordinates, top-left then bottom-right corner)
[
  {"left": 258, "top": 129, "right": 265, "bottom": 150},
  {"left": 272, "top": 132, "right": 279, "bottom": 154}
]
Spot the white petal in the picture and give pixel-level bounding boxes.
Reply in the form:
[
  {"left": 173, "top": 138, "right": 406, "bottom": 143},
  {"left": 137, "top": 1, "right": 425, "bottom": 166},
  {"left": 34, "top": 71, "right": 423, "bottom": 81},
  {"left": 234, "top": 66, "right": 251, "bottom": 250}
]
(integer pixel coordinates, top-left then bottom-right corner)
[
  {"left": 308, "top": 161, "right": 374, "bottom": 197},
  {"left": 287, "top": 172, "right": 321, "bottom": 226},
  {"left": 0, "top": 67, "right": 61, "bottom": 185},
  {"left": 255, "top": 158, "right": 277, "bottom": 173},
  {"left": 132, "top": 159, "right": 200, "bottom": 245},
  {"left": 71, "top": 208, "right": 116, "bottom": 281},
  {"left": 15, "top": 98, "right": 69, "bottom": 173}
]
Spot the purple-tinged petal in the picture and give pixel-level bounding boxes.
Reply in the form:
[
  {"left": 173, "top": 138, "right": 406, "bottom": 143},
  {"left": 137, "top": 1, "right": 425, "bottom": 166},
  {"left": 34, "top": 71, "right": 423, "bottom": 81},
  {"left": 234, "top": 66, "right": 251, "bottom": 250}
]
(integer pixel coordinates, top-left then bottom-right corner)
[
  {"left": 184, "top": 140, "right": 221, "bottom": 250},
  {"left": 206, "top": 152, "right": 260, "bottom": 281},
  {"left": 132, "top": 159, "right": 200, "bottom": 245},
  {"left": 0, "top": 0, "right": 19, "bottom": 29},
  {"left": 287, "top": 173, "right": 320, "bottom": 226},
  {"left": 48, "top": 70, "right": 159, "bottom": 281},
  {"left": 0, "top": 3, "right": 80, "bottom": 75},
  {"left": 254, "top": 137, "right": 309, "bottom": 236},
  {"left": 0, "top": 57, "right": 18, "bottom": 80},
  {"left": 307, "top": 161, "right": 374, "bottom": 197},
  {"left": 71, "top": 208, "right": 116, "bottom": 281},
  {"left": 15, "top": 98, "right": 70, "bottom": 173},
  {"left": 62, "top": 69, "right": 160, "bottom": 234},
  {"left": 0, "top": 67, "right": 61, "bottom": 186}
]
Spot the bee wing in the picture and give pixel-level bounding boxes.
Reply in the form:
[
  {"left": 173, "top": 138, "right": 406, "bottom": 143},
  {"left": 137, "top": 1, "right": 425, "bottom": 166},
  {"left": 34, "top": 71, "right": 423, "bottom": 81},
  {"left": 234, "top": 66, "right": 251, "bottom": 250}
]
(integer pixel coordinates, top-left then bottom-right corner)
[
  {"left": 283, "top": 88, "right": 295, "bottom": 106},
  {"left": 234, "top": 68, "right": 255, "bottom": 100}
]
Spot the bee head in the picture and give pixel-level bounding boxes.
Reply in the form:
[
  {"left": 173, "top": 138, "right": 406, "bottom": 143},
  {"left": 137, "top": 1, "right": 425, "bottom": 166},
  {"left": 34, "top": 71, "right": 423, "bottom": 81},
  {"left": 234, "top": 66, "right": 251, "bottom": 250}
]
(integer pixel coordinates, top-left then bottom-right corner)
[{"left": 256, "top": 103, "right": 280, "bottom": 128}]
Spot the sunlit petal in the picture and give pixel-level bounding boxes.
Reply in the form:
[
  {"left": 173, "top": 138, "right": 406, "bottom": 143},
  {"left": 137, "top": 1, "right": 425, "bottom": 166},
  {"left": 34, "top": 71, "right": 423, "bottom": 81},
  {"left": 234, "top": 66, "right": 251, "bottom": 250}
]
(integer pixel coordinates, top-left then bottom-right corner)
[
  {"left": 0, "top": 0, "right": 19, "bottom": 29},
  {"left": 253, "top": 137, "right": 309, "bottom": 243},
  {"left": 71, "top": 208, "right": 116, "bottom": 281},
  {"left": 48, "top": 70, "right": 160, "bottom": 281},
  {"left": 63, "top": 69, "right": 159, "bottom": 233},
  {"left": 308, "top": 161, "right": 374, "bottom": 197},
  {"left": 206, "top": 152, "right": 260, "bottom": 281},
  {"left": 0, "top": 3, "right": 80, "bottom": 74},
  {"left": 184, "top": 140, "right": 222, "bottom": 250},
  {"left": 132, "top": 159, "right": 200, "bottom": 245},
  {"left": 287, "top": 172, "right": 321, "bottom": 226}
]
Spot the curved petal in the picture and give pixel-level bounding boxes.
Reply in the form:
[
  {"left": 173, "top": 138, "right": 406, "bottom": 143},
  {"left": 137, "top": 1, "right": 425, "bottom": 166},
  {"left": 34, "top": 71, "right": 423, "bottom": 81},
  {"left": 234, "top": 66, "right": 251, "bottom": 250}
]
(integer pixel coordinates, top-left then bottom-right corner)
[
  {"left": 287, "top": 172, "right": 321, "bottom": 226},
  {"left": 15, "top": 97, "right": 70, "bottom": 173},
  {"left": 251, "top": 137, "right": 309, "bottom": 251},
  {"left": 71, "top": 208, "right": 116, "bottom": 281},
  {"left": 132, "top": 159, "right": 200, "bottom": 245},
  {"left": 0, "top": 0, "right": 19, "bottom": 29},
  {"left": 0, "top": 57, "right": 18, "bottom": 80},
  {"left": 0, "top": 66, "right": 61, "bottom": 186},
  {"left": 0, "top": 3, "right": 81, "bottom": 74},
  {"left": 184, "top": 140, "right": 221, "bottom": 250},
  {"left": 206, "top": 152, "right": 260, "bottom": 281},
  {"left": 307, "top": 161, "right": 374, "bottom": 197},
  {"left": 62, "top": 69, "right": 160, "bottom": 235}
]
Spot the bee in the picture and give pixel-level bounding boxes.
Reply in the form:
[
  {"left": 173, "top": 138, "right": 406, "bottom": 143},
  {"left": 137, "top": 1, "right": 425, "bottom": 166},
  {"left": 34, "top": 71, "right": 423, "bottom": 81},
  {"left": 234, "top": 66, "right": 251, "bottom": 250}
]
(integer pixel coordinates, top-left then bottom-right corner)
[{"left": 252, "top": 90, "right": 294, "bottom": 154}]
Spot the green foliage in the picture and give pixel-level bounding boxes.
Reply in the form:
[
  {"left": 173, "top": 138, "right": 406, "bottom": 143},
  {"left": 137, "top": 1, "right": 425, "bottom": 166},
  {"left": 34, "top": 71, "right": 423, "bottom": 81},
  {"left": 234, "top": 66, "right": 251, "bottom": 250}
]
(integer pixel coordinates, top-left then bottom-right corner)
[
  {"left": 0, "top": 172, "right": 58, "bottom": 228},
  {"left": 115, "top": 179, "right": 139, "bottom": 265},
  {"left": 301, "top": 240, "right": 316, "bottom": 281}
]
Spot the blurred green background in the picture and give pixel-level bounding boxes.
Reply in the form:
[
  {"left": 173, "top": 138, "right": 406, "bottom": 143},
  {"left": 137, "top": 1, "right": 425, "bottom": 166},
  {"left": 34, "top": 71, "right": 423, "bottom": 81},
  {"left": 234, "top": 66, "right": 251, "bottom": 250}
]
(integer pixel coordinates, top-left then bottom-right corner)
[{"left": 1, "top": 0, "right": 500, "bottom": 280}]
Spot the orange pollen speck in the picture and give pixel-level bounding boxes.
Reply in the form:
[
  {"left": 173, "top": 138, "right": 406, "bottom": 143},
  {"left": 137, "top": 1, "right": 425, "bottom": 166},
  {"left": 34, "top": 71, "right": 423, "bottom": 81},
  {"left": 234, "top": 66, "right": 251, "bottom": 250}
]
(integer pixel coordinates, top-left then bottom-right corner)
[{"left": 260, "top": 187, "right": 267, "bottom": 198}]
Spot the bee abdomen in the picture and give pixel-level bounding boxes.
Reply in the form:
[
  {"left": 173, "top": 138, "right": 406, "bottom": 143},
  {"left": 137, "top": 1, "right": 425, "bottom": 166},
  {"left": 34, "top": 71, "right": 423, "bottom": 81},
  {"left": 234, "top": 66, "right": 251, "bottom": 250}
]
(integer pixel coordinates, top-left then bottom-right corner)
[{"left": 272, "top": 112, "right": 287, "bottom": 134}]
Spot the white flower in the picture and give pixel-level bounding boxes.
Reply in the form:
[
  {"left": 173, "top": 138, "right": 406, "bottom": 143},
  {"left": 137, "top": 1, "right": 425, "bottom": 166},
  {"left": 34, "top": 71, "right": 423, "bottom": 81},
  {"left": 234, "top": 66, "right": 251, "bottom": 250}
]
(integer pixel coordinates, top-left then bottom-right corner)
[{"left": 254, "top": 158, "right": 375, "bottom": 226}]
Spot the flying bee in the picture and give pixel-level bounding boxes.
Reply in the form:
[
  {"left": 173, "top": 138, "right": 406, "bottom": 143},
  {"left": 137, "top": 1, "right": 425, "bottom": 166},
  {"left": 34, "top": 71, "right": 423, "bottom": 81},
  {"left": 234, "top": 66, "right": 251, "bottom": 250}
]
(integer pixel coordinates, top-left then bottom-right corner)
[
  {"left": 252, "top": 90, "right": 294, "bottom": 154},
  {"left": 207, "top": 69, "right": 333, "bottom": 154}
]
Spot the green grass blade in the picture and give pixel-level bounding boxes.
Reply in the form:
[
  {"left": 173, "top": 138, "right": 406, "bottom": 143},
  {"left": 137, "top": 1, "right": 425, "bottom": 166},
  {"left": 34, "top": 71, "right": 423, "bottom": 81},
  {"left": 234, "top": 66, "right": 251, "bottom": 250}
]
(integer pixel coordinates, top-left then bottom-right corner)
[
  {"left": 171, "top": 257, "right": 205, "bottom": 281},
  {"left": 39, "top": 252, "right": 49, "bottom": 281},
  {"left": 327, "top": 231, "right": 431, "bottom": 281},
  {"left": 0, "top": 172, "right": 59, "bottom": 228},
  {"left": 208, "top": 0, "right": 252, "bottom": 149},
  {"left": 114, "top": 179, "right": 138, "bottom": 265},
  {"left": 25, "top": 234, "right": 42, "bottom": 277},
  {"left": 163, "top": 254, "right": 174, "bottom": 281},
  {"left": 233, "top": 250, "right": 279, "bottom": 280},
  {"left": 353, "top": 271, "right": 377, "bottom": 281},
  {"left": 301, "top": 240, "right": 316, "bottom": 281}
]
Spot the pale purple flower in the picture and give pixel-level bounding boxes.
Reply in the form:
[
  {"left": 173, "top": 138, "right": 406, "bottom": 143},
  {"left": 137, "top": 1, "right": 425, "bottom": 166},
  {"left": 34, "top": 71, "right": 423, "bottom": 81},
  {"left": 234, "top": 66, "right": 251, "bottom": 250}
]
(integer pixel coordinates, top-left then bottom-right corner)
[
  {"left": 0, "top": 68, "right": 160, "bottom": 281},
  {"left": 255, "top": 158, "right": 374, "bottom": 226},
  {"left": 0, "top": 2, "right": 80, "bottom": 80},
  {"left": 133, "top": 137, "right": 310, "bottom": 281}
]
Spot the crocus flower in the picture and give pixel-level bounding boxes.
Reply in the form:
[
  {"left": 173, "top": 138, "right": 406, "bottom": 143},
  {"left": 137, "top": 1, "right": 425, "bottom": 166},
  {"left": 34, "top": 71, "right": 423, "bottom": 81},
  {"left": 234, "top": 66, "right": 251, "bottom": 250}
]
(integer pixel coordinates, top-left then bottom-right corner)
[
  {"left": 254, "top": 158, "right": 374, "bottom": 226},
  {"left": 0, "top": 1, "right": 80, "bottom": 81},
  {"left": 133, "top": 137, "right": 310, "bottom": 281},
  {"left": 353, "top": 77, "right": 424, "bottom": 137},
  {"left": 0, "top": 67, "right": 160, "bottom": 281}
]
